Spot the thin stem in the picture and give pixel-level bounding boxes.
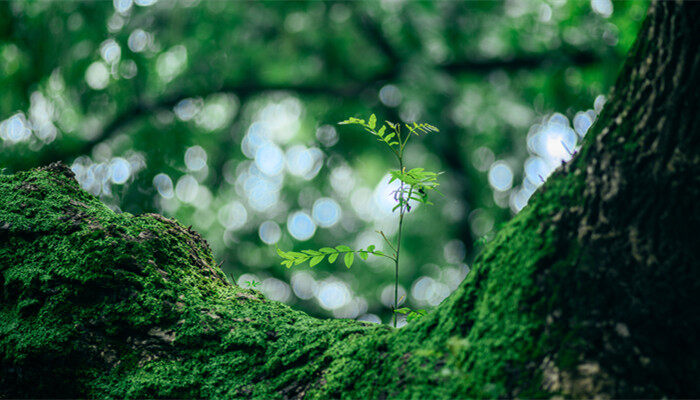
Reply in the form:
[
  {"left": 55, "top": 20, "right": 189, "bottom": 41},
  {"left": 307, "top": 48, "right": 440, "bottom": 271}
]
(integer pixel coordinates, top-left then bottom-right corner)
[
  {"left": 394, "top": 157, "right": 405, "bottom": 328},
  {"left": 376, "top": 230, "right": 398, "bottom": 255}
]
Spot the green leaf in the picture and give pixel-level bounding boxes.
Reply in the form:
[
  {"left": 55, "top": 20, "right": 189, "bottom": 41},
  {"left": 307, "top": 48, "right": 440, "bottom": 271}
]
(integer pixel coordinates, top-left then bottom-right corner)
[
  {"left": 319, "top": 247, "right": 335, "bottom": 253},
  {"left": 359, "top": 251, "right": 368, "bottom": 260},
  {"left": 369, "top": 113, "right": 376, "bottom": 129},
  {"left": 344, "top": 252, "right": 354, "bottom": 268},
  {"left": 293, "top": 258, "right": 306, "bottom": 266},
  {"left": 328, "top": 253, "right": 339, "bottom": 263},
  {"left": 377, "top": 125, "right": 386, "bottom": 137},
  {"left": 338, "top": 117, "right": 364, "bottom": 125},
  {"left": 336, "top": 245, "right": 352, "bottom": 252},
  {"left": 309, "top": 255, "right": 324, "bottom": 267},
  {"left": 394, "top": 307, "right": 411, "bottom": 314},
  {"left": 367, "top": 244, "right": 376, "bottom": 252},
  {"left": 277, "top": 248, "right": 291, "bottom": 259},
  {"left": 303, "top": 249, "right": 321, "bottom": 256}
]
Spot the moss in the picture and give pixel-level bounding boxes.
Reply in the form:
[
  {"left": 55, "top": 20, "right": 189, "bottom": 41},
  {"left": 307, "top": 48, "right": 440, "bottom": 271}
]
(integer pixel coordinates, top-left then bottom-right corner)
[
  {"left": 1, "top": 163, "right": 399, "bottom": 398},
  {"left": 2, "top": 155, "right": 695, "bottom": 398}
]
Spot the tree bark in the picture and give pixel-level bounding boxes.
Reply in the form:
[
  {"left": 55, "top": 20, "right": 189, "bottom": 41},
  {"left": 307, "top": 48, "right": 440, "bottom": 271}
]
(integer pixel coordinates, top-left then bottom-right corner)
[{"left": 1, "top": 1, "right": 698, "bottom": 398}]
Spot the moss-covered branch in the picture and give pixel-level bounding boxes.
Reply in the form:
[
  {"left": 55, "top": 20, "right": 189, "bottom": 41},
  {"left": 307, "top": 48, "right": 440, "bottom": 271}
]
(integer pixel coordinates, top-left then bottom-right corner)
[{"left": 2, "top": 2, "right": 699, "bottom": 398}]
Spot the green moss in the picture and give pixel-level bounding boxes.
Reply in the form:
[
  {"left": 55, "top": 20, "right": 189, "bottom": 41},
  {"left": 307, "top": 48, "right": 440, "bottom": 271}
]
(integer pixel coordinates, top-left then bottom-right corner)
[
  {"left": 0, "top": 160, "right": 606, "bottom": 398},
  {"left": 2, "top": 158, "right": 696, "bottom": 398}
]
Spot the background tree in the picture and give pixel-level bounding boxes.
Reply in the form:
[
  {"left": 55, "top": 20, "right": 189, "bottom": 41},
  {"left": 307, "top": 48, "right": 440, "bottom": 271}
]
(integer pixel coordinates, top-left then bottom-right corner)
[{"left": 0, "top": 1, "right": 646, "bottom": 323}]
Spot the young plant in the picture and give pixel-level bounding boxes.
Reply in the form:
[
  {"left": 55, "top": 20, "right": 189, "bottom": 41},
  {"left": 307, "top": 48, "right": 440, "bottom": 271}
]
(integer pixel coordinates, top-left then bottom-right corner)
[{"left": 277, "top": 113, "right": 441, "bottom": 327}]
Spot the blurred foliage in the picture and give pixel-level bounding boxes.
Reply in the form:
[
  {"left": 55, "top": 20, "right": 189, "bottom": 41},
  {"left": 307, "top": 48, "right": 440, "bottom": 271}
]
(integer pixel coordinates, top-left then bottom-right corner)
[{"left": 0, "top": 0, "right": 645, "bottom": 324}]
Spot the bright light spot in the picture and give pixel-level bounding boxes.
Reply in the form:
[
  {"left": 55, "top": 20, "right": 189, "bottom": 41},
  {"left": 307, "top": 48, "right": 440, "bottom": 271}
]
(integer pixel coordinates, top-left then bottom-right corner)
[
  {"left": 195, "top": 94, "right": 238, "bottom": 131},
  {"left": 257, "top": 97, "right": 302, "bottom": 143},
  {"left": 85, "top": 61, "right": 110, "bottom": 90},
  {"left": 573, "top": 112, "right": 594, "bottom": 137},
  {"left": 120, "top": 60, "right": 138, "bottom": 79},
  {"left": 488, "top": 161, "right": 513, "bottom": 191},
  {"left": 71, "top": 155, "right": 146, "bottom": 197},
  {"left": 333, "top": 297, "right": 368, "bottom": 319},
  {"left": 539, "top": 4, "right": 552, "bottom": 22},
  {"left": 316, "top": 125, "right": 339, "bottom": 147},
  {"left": 100, "top": 39, "right": 121, "bottom": 64},
  {"left": 109, "top": 157, "right": 131, "bottom": 184},
  {"left": 357, "top": 314, "right": 381, "bottom": 324},
  {"left": 237, "top": 273, "right": 260, "bottom": 288},
  {"left": 258, "top": 220, "right": 282, "bottom": 245},
  {"left": 443, "top": 239, "right": 466, "bottom": 263},
  {"left": 287, "top": 211, "right": 316, "bottom": 241},
  {"left": 184, "top": 145, "right": 207, "bottom": 171},
  {"left": 241, "top": 122, "right": 268, "bottom": 158},
  {"left": 113, "top": 0, "right": 133, "bottom": 14},
  {"left": 255, "top": 143, "right": 284, "bottom": 176},
  {"left": 285, "top": 12, "right": 308, "bottom": 32},
  {"left": 594, "top": 95, "right": 607, "bottom": 113},
  {"left": 350, "top": 187, "right": 373, "bottom": 222},
  {"left": 317, "top": 280, "right": 351, "bottom": 310},
  {"left": 530, "top": 117, "right": 577, "bottom": 166},
  {"left": 174, "top": 98, "right": 202, "bottom": 121},
  {"left": 175, "top": 174, "right": 198, "bottom": 203},
  {"left": 370, "top": 174, "right": 407, "bottom": 224},
  {"left": 330, "top": 165, "right": 355, "bottom": 195},
  {"left": 591, "top": 0, "right": 613, "bottom": 18},
  {"left": 303, "top": 148, "right": 324, "bottom": 180},
  {"left": 0, "top": 113, "right": 32, "bottom": 143},
  {"left": 28, "top": 92, "right": 57, "bottom": 143},
  {"left": 524, "top": 156, "right": 553, "bottom": 185},
  {"left": 286, "top": 145, "right": 313, "bottom": 176},
  {"left": 134, "top": 0, "right": 157, "bottom": 5},
  {"left": 261, "top": 278, "right": 291, "bottom": 302},
  {"left": 107, "top": 13, "right": 125, "bottom": 32},
  {"left": 410, "top": 276, "right": 451, "bottom": 306},
  {"left": 157, "top": 45, "right": 188, "bottom": 82},
  {"left": 543, "top": 127, "right": 577, "bottom": 163},
  {"left": 312, "top": 197, "right": 341, "bottom": 228},
  {"left": 217, "top": 201, "right": 247, "bottom": 230},
  {"left": 128, "top": 29, "right": 151, "bottom": 52},
  {"left": 291, "top": 271, "right": 317, "bottom": 300},
  {"left": 411, "top": 276, "right": 434, "bottom": 303},
  {"left": 379, "top": 84, "right": 402, "bottom": 107},
  {"left": 241, "top": 168, "right": 282, "bottom": 212},
  {"left": 380, "top": 284, "right": 406, "bottom": 308},
  {"left": 153, "top": 173, "right": 174, "bottom": 198}
]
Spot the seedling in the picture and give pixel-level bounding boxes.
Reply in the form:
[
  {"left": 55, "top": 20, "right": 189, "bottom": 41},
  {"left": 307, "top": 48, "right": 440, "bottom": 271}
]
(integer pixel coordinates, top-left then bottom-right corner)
[
  {"left": 277, "top": 113, "right": 442, "bottom": 327},
  {"left": 244, "top": 280, "right": 260, "bottom": 288}
]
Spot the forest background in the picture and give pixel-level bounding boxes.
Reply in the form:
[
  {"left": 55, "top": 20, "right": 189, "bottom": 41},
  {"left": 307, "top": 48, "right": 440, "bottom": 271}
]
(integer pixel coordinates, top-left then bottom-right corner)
[{"left": 0, "top": 0, "right": 645, "bottom": 325}]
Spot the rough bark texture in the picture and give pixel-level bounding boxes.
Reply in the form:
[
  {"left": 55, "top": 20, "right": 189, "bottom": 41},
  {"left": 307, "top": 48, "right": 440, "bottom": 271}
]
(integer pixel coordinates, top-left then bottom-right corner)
[{"left": 1, "top": 2, "right": 698, "bottom": 398}]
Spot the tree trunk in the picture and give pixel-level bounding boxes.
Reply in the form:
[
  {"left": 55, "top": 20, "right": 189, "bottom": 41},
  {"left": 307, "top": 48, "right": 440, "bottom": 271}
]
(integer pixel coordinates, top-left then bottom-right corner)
[{"left": 1, "top": 1, "right": 698, "bottom": 398}]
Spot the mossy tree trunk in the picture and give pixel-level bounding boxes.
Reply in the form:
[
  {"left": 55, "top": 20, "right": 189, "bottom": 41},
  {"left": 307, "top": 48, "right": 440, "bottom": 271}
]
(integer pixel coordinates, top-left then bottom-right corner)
[{"left": 1, "top": 1, "right": 698, "bottom": 398}]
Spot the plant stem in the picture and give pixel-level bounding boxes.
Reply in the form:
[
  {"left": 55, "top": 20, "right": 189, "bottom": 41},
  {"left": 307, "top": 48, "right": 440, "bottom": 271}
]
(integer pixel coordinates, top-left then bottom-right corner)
[{"left": 394, "top": 158, "right": 405, "bottom": 328}]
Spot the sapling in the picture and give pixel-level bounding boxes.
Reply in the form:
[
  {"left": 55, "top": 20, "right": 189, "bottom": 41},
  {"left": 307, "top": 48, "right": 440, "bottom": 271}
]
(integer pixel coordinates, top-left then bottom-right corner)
[{"left": 277, "top": 113, "right": 441, "bottom": 327}]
